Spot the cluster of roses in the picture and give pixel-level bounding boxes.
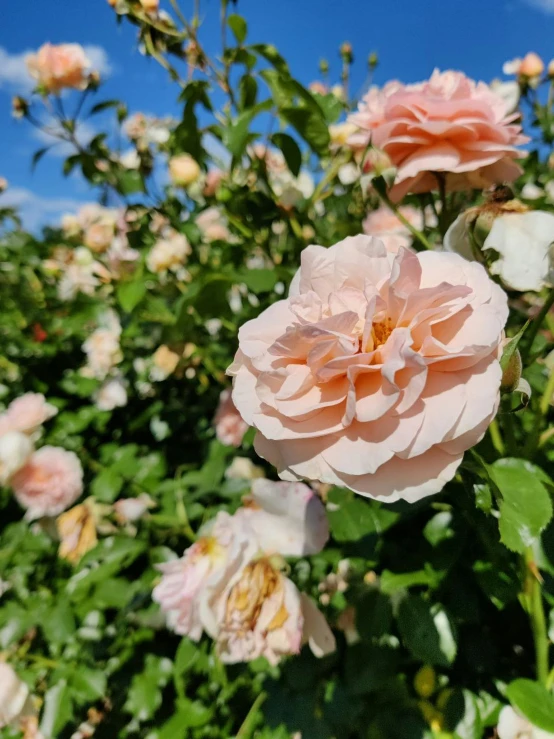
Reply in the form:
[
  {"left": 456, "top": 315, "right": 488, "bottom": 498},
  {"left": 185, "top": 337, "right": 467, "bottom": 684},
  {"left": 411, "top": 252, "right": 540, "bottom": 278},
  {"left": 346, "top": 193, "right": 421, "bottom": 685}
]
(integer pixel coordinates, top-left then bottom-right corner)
[
  {"left": 0, "top": 393, "right": 83, "bottom": 519},
  {"left": 153, "top": 478, "right": 335, "bottom": 664}
]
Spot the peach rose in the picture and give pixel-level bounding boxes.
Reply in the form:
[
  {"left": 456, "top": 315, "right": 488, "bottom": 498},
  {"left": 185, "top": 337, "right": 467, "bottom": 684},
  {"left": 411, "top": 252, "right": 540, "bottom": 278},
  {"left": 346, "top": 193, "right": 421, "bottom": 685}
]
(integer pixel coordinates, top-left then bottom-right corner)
[
  {"left": 212, "top": 558, "right": 304, "bottom": 665},
  {"left": 0, "top": 432, "right": 33, "bottom": 485},
  {"left": 203, "top": 169, "right": 223, "bottom": 197},
  {"left": 347, "top": 70, "right": 528, "bottom": 201},
  {"left": 169, "top": 154, "right": 201, "bottom": 187},
  {"left": 26, "top": 43, "right": 91, "bottom": 94},
  {"left": 139, "top": 0, "right": 159, "bottom": 12},
  {"left": 504, "top": 53, "right": 545, "bottom": 80},
  {"left": 11, "top": 446, "right": 84, "bottom": 519},
  {"left": 362, "top": 205, "right": 433, "bottom": 254},
  {"left": 153, "top": 512, "right": 257, "bottom": 640},
  {"left": 235, "top": 479, "right": 329, "bottom": 556},
  {"left": 214, "top": 388, "right": 249, "bottom": 447},
  {"left": 196, "top": 207, "right": 230, "bottom": 242},
  {"left": 147, "top": 232, "right": 191, "bottom": 275},
  {"left": 228, "top": 235, "right": 508, "bottom": 502},
  {"left": 0, "top": 393, "right": 57, "bottom": 437}
]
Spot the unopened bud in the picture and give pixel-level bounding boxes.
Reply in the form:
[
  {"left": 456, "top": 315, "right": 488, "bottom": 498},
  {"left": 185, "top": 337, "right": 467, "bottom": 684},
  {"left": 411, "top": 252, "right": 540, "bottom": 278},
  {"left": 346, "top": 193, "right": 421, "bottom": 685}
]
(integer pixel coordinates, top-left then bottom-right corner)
[
  {"left": 340, "top": 42, "right": 353, "bottom": 64},
  {"left": 368, "top": 52, "right": 379, "bottom": 69},
  {"left": 12, "top": 96, "right": 28, "bottom": 119},
  {"left": 319, "top": 58, "right": 329, "bottom": 75},
  {"left": 472, "top": 209, "right": 497, "bottom": 249},
  {"left": 107, "top": 0, "right": 117, "bottom": 6},
  {"left": 501, "top": 348, "right": 523, "bottom": 393},
  {"left": 117, "top": 104, "right": 128, "bottom": 123},
  {"left": 413, "top": 666, "right": 436, "bottom": 699},
  {"left": 548, "top": 59, "right": 554, "bottom": 78},
  {"left": 0, "top": 177, "right": 8, "bottom": 194},
  {"left": 88, "top": 71, "right": 101, "bottom": 89}
]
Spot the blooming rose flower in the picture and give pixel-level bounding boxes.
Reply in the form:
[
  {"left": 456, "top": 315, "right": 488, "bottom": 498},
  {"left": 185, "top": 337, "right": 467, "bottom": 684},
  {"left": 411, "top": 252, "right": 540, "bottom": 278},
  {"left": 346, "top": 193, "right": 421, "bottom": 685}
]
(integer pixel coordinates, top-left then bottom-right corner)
[
  {"left": 210, "top": 557, "right": 304, "bottom": 664},
  {"left": 445, "top": 206, "right": 554, "bottom": 292},
  {"left": 504, "top": 53, "right": 545, "bottom": 84},
  {"left": 26, "top": 43, "right": 91, "bottom": 94},
  {"left": 0, "top": 432, "right": 33, "bottom": 485},
  {"left": 0, "top": 393, "right": 57, "bottom": 437},
  {"left": 497, "top": 706, "right": 554, "bottom": 739},
  {"left": 147, "top": 232, "right": 191, "bottom": 275},
  {"left": 228, "top": 235, "right": 508, "bottom": 502},
  {"left": 347, "top": 70, "right": 528, "bottom": 200},
  {"left": 362, "top": 205, "right": 435, "bottom": 254},
  {"left": 169, "top": 154, "right": 201, "bottom": 186},
  {"left": 150, "top": 345, "right": 180, "bottom": 381},
  {"left": 83, "top": 219, "right": 116, "bottom": 253},
  {"left": 0, "top": 663, "right": 36, "bottom": 729},
  {"left": 82, "top": 310, "right": 123, "bottom": 380},
  {"left": 11, "top": 446, "right": 84, "bottom": 519},
  {"left": 329, "top": 122, "right": 359, "bottom": 150},
  {"left": 196, "top": 207, "right": 230, "bottom": 242},
  {"left": 124, "top": 113, "right": 172, "bottom": 148},
  {"left": 214, "top": 388, "right": 249, "bottom": 447},
  {"left": 95, "top": 376, "right": 128, "bottom": 411},
  {"left": 235, "top": 479, "right": 329, "bottom": 556},
  {"left": 153, "top": 512, "right": 257, "bottom": 640}
]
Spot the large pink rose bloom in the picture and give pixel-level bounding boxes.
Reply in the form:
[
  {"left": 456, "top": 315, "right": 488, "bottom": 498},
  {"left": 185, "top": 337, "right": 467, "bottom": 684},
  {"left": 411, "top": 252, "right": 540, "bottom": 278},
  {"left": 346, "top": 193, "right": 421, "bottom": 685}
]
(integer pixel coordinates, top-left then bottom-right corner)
[
  {"left": 11, "top": 446, "right": 83, "bottom": 519},
  {"left": 214, "top": 388, "right": 249, "bottom": 447},
  {"left": 0, "top": 393, "right": 57, "bottom": 437},
  {"left": 228, "top": 235, "right": 508, "bottom": 503},
  {"left": 26, "top": 43, "right": 91, "bottom": 94},
  {"left": 347, "top": 69, "right": 528, "bottom": 201}
]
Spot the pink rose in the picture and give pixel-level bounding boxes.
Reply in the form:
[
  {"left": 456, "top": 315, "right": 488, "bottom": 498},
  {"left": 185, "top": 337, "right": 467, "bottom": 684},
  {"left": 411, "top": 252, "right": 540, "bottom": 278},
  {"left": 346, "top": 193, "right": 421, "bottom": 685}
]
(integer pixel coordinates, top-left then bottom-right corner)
[
  {"left": 0, "top": 393, "right": 57, "bottom": 437},
  {"left": 228, "top": 235, "right": 508, "bottom": 502},
  {"left": 153, "top": 512, "right": 258, "bottom": 640},
  {"left": 362, "top": 205, "right": 435, "bottom": 254},
  {"left": 235, "top": 478, "right": 329, "bottom": 556},
  {"left": 214, "top": 388, "right": 249, "bottom": 447},
  {"left": 347, "top": 69, "right": 528, "bottom": 200},
  {"left": 11, "top": 446, "right": 83, "bottom": 519},
  {"left": 203, "top": 169, "right": 223, "bottom": 197},
  {"left": 26, "top": 43, "right": 91, "bottom": 94},
  {"left": 212, "top": 558, "right": 304, "bottom": 665}
]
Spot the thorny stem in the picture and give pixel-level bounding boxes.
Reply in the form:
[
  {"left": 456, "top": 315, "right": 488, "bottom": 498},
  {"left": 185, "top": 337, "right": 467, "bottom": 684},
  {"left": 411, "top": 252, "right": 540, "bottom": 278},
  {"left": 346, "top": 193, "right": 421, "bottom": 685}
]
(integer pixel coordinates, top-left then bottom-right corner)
[{"left": 524, "top": 548, "right": 550, "bottom": 685}]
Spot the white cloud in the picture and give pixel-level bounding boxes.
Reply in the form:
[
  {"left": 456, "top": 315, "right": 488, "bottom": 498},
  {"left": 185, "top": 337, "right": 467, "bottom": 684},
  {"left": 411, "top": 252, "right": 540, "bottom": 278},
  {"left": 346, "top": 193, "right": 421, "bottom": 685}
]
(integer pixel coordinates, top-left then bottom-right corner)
[
  {"left": 0, "top": 44, "right": 112, "bottom": 93},
  {"left": 32, "top": 119, "right": 98, "bottom": 157},
  {"left": 0, "top": 186, "right": 84, "bottom": 231},
  {"left": 83, "top": 45, "right": 112, "bottom": 78},
  {"left": 524, "top": 0, "right": 554, "bottom": 12}
]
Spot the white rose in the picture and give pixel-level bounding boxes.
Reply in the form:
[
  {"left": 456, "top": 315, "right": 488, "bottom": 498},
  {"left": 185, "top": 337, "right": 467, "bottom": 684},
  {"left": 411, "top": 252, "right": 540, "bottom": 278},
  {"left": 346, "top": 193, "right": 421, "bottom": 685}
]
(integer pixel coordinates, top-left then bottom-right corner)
[
  {"left": 95, "top": 376, "right": 128, "bottom": 411},
  {"left": 445, "top": 209, "right": 554, "bottom": 292},
  {"left": 0, "top": 663, "right": 36, "bottom": 729},
  {"left": 497, "top": 705, "right": 554, "bottom": 739}
]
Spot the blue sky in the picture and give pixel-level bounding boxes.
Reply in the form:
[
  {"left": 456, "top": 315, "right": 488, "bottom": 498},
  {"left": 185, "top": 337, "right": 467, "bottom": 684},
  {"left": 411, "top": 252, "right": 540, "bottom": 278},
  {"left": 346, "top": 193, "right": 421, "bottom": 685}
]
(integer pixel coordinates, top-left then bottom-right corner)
[{"left": 1, "top": 0, "right": 553, "bottom": 229}]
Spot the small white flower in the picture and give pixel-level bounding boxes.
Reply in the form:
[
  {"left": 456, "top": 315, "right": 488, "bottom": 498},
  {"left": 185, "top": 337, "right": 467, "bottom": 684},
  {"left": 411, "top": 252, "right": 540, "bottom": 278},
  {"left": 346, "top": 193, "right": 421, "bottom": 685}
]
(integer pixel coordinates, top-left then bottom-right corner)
[{"left": 497, "top": 705, "right": 554, "bottom": 739}]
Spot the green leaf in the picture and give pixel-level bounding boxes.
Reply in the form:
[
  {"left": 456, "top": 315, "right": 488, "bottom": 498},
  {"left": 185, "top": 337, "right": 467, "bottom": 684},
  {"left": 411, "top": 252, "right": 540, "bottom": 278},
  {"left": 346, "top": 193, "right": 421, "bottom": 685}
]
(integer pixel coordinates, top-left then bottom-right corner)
[
  {"left": 117, "top": 280, "right": 147, "bottom": 313},
  {"left": 490, "top": 458, "right": 553, "bottom": 552},
  {"left": 327, "top": 489, "right": 398, "bottom": 542},
  {"left": 235, "top": 268, "right": 277, "bottom": 293},
  {"left": 506, "top": 679, "right": 554, "bottom": 731},
  {"left": 116, "top": 169, "right": 144, "bottom": 195},
  {"left": 500, "top": 321, "right": 529, "bottom": 373},
  {"left": 40, "top": 680, "right": 73, "bottom": 737},
  {"left": 228, "top": 13, "right": 247, "bottom": 44},
  {"left": 380, "top": 566, "right": 443, "bottom": 594},
  {"left": 423, "top": 511, "right": 455, "bottom": 547},
  {"left": 355, "top": 591, "right": 392, "bottom": 640},
  {"left": 270, "top": 132, "right": 302, "bottom": 177},
  {"left": 397, "top": 596, "right": 456, "bottom": 667},
  {"left": 443, "top": 690, "right": 483, "bottom": 739},
  {"left": 124, "top": 655, "right": 173, "bottom": 722},
  {"left": 31, "top": 147, "right": 51, "bottom": 171},
  {"left": 91, "top": 467, "right": 124, "bottom": 503},
  {"left": 89, "top": 99, "right": 121, "bottom": 115},
  {"left": 250, "top": 43, "right": 289, "bottom": 73},
  {"left": 239, "top": 74, "right": 258, "bottom": 110},
  {"left": 41, "top": 597, "right": 76, "bottom": 647},
  {"left": 70, "top": 667, "right": 107, "bottom": 705},
  {"left": 280, "top": 106, "right": 330, "bottom": 154}
]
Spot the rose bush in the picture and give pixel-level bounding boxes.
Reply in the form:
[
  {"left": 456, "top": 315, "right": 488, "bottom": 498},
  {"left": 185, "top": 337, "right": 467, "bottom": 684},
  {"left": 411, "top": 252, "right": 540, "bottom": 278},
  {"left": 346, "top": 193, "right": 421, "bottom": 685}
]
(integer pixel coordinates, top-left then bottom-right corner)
[{"left": 1, "top": 6, "right": 554, "bottom": 739}]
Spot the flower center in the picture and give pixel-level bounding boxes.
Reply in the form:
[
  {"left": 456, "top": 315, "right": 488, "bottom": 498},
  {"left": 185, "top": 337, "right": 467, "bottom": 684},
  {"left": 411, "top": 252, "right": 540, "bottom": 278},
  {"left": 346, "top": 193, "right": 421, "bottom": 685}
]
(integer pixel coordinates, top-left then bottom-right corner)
[
  {"left": 224, "top": 559, "right": 284, "bottom": 634},
  {"left": 371, "top": 318, "right": 394, "bottom": 348}
]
